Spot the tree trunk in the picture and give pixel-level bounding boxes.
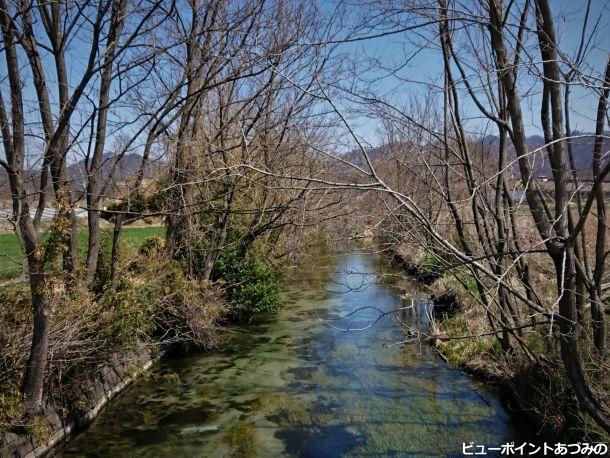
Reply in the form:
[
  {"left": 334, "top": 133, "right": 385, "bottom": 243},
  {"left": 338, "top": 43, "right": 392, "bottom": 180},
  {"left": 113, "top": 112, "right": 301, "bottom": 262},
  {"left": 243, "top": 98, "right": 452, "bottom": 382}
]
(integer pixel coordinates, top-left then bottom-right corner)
[
  {"left": 85, "top": 0, "right": 126, "bottom": 284},
  {"left": 22, "top": 258, "right": 50, "bottom": 414},
  {"left": 556, "top": 247, "right": 610, "bottom": 432},
  {"left": 86, "top": 209, "right": 102, "bottom": 284},
  {"left": 109, "top": 214, "right": 124, "bottom": 289},
  {"left": 202, "top": 185, "right": 234, "bottom": 280},
  {"left": 0, "top": 2, "right": 51, "bottom": 413}
]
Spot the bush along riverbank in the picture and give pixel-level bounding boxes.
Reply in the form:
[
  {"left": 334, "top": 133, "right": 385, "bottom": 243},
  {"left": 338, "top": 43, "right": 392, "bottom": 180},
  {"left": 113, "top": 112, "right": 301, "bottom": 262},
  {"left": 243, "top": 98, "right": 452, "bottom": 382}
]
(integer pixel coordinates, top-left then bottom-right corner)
[
  {"left": 390, "top": 245, "right": 609, "bottom": 444},
  {"left": 0, "top": 232, "right": 286, "bottom": 457}
]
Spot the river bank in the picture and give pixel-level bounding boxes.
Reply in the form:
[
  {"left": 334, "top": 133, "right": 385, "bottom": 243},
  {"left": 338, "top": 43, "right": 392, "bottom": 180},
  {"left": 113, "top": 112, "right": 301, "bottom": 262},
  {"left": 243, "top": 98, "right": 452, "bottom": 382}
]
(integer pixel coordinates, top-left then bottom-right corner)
[
  {"left": 0, "top": 235, "right": 227, "bottom": 457},
  {"left": 1, "top": 347, "right": 157, "bottom": 457},
  {"left": 389, "top": 246, "right": 607, "bottom": 442}
]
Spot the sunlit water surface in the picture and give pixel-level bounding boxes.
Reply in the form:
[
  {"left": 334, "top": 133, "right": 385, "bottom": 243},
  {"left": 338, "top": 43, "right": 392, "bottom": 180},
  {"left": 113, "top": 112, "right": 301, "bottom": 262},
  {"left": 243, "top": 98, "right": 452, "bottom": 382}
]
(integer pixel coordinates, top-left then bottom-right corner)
[{"left": 60, "top": 251, "right": 538, "bottom": 457}]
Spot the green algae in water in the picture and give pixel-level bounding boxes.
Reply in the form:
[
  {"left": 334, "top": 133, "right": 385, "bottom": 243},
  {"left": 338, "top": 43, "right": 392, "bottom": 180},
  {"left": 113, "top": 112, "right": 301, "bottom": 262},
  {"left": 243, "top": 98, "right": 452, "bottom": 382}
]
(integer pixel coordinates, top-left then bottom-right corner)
[
  {"left": 225, "top": 422, "right": 256, "bottom": 457},
  {"left": 195, "top": 383, "right": 223, "bottom": 398},
  {"left": 249, "top": 393, "right": 273, "bottom": 411},
  {"left": 59, "top": 252, "right": 545, "bottom": 457}
]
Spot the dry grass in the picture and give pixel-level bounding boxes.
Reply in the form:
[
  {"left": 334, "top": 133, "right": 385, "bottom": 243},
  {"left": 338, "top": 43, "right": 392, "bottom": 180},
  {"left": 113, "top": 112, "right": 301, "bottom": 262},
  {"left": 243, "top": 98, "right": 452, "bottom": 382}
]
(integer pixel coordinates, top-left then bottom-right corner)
[{"left": 0, "top": 234, "right": 226, "bottom": 433}]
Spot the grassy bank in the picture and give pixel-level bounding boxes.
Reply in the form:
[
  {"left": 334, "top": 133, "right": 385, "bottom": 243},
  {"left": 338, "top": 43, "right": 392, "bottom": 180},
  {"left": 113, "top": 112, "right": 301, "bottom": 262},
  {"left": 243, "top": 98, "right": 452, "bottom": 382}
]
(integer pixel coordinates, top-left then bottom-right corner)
[
  {"left": 0, "top": 226, "right": 165, "bottom": 279},
  {"left": 0, "top": 231, "right": 225, "bottom": 440},
  {"left": 390, "top": 245, "right": 609, "bottom": 442}
]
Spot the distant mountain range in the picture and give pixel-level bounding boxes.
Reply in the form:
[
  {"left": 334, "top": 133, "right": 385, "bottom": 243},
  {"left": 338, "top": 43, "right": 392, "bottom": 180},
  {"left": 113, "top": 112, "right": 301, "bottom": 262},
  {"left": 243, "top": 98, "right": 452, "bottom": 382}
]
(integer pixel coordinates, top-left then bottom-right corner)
[
  {"left": 343, "top": 133, "right": 609, "bottom": 181},
  {"left": 0, "top": 152, "right": 163, "bottom": 202},
  {"left": 2, "top": 134, "right": 608, "bottom": 203},
  {"left": 67, "top": 153, "right": 159, "bottom": 191},
  {"left": 481, "top": 133, "right": 609, "bottom": 179}
]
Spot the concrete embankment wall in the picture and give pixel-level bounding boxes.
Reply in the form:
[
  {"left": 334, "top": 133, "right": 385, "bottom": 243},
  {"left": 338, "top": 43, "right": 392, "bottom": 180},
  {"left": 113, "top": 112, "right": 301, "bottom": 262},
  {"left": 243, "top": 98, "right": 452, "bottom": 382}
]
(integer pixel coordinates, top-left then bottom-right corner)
[{"left": 1, "top": 346, "right": 156, "bottom": 458}]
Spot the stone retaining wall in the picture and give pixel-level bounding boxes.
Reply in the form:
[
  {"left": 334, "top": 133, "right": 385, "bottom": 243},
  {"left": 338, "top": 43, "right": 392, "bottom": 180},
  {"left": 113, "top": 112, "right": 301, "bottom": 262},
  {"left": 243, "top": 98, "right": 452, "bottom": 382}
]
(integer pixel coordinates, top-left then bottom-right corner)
[{"left": 1, "top": 346, "right": 156, "bottom": 458}]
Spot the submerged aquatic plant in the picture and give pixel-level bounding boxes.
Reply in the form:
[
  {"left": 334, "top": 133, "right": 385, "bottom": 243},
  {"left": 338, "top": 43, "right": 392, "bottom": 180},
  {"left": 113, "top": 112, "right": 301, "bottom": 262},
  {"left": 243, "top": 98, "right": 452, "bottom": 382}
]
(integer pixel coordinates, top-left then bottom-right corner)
[{"left": 225, "top": 421, "right": 256, "bottom": 457}]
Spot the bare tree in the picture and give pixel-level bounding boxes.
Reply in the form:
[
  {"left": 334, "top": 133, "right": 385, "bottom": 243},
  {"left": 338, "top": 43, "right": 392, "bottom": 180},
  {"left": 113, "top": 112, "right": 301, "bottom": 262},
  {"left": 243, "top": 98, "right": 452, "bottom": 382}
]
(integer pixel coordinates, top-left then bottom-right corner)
[
  {"left": 237, "top": 0, "right": 610, "bottom": 433},
  {"left": 0, "top": 0, "right": 163, "bottom": 413}
]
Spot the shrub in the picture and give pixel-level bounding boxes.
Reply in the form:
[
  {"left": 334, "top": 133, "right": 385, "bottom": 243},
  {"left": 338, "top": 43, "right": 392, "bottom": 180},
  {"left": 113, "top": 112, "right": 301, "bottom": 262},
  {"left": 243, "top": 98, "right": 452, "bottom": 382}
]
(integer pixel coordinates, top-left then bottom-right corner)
[
  {"left": 154, "top": 277, "right": 225, "bottom": 348},
  {"left": 97, "top": 283, "right": 157, "bottom": 347},
  {"left": 213, "top": 249, "right": 283, "bottom": 314},
  {"left": 0, "top": 230, "right": 227, "bottom": 437},
  {"left": 0, "top": 286, "right": 29, "bottom": 429},
  {"left": 138, "top": 235, "right": 165, "bottom": 258},
  {"left": 90, "top": 232, "right": 125, "bottom": 295}
]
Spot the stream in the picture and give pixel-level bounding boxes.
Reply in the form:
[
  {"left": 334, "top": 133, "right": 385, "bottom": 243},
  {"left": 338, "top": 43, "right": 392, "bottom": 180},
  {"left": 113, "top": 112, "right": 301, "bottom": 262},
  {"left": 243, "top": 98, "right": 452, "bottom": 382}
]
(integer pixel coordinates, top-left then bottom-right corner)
[{"left": 60, "top": 251, "right": 540, "bottom": 457}]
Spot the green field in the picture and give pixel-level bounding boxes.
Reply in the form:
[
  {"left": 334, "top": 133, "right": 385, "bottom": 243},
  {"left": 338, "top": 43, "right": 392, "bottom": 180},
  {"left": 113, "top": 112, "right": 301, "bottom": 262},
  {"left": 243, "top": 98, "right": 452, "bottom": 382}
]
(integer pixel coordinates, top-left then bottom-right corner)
[{"left": 0, "top": 226, "right": 165, "bottom": 279}]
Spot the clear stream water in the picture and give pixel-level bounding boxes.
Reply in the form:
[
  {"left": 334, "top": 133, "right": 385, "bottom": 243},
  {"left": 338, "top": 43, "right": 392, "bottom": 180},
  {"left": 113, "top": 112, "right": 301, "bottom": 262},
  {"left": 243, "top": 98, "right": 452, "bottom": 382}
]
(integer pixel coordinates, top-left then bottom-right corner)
[{"left": 60, "top": 251, "right": 540, "bottom": 457}]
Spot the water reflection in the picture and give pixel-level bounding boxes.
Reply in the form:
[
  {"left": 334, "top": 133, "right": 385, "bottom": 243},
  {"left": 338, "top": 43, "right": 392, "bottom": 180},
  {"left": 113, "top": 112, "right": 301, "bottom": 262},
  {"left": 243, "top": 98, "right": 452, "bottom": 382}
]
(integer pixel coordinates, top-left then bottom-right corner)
[{"left": 61, "top": 251, "right": 535, "bottom": 457}]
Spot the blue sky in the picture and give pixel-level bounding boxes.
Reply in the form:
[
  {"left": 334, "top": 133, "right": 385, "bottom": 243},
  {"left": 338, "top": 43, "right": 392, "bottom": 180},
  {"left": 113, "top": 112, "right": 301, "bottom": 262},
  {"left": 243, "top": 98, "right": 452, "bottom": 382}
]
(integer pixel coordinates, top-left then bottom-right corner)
[
  {"left": 1, "top": 0, "right": 609, "bottom": 164},
  {"left": 325, "top": 0, "right": 610, "bottom": 146}
]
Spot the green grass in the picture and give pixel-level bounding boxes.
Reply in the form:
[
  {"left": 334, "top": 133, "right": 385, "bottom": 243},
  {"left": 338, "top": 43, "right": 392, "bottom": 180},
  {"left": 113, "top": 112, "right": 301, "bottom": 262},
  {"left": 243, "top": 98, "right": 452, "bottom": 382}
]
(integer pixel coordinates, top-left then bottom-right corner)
[
  {"left": 0, "top": 226, "right": 165, "bottom": 279},
  {"left": 0, "top": 232, "right": 24, "bottom": 279}
]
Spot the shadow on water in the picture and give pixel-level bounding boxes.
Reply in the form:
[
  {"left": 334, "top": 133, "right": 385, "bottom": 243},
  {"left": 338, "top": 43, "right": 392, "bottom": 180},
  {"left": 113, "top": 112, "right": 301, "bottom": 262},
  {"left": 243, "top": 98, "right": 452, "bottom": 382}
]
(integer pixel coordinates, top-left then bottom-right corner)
[{"left": 60, "top": 250, "right": 547, "bottom": 457}]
